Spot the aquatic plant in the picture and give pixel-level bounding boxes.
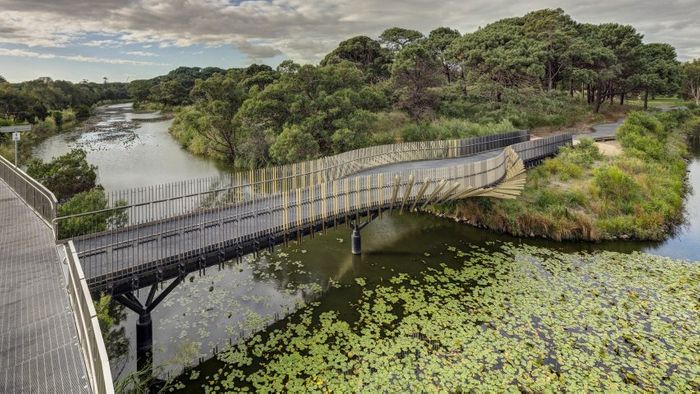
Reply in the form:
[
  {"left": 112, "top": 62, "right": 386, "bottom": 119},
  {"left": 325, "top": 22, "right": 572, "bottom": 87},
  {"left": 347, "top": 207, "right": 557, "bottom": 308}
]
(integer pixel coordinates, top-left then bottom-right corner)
[{"left": 188, "top": 243, "right": 699, "bottom": 392}]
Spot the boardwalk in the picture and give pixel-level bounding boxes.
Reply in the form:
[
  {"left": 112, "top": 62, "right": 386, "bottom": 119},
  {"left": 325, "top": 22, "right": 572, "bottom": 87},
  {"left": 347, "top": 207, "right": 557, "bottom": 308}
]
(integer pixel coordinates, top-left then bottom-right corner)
[
  {"left": 0, "top": 179, "right": 90, "bottom": 393},
  {"left": 67, "top": 134, "right": 572, "bottom": 293}
]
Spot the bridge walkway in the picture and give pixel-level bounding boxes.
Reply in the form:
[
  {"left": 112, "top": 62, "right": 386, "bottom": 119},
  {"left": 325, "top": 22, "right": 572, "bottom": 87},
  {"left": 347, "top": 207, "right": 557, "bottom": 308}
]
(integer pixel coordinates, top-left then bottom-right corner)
[{"left": 0, "top": 179, "right": 90, "bottom": 393}]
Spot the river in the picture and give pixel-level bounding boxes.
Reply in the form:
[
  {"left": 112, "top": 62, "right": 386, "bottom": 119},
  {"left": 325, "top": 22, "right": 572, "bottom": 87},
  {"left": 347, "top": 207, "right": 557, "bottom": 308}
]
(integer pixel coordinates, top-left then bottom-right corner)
[
  {"left": 33, "top": 103, "right": 228, "bottom": 192},
  {"left": 32, "top": 104, "right": 700, "bottom": 389}
]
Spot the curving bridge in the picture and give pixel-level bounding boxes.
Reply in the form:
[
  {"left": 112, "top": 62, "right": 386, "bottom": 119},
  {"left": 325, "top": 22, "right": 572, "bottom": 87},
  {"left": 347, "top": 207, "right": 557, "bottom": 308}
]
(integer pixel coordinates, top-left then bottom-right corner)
[
  {"left": 0, "top": 130, "right": 571, "bottom": 391},
  {"left": 53, "top": 131, "right": 572, "bottom": 295}
]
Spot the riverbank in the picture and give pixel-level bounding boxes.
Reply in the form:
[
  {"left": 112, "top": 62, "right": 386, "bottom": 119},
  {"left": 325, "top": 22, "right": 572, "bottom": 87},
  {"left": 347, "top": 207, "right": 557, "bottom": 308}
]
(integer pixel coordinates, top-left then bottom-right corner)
[{"left": 434, "top": 109, "right": 700, "bottom": 241}]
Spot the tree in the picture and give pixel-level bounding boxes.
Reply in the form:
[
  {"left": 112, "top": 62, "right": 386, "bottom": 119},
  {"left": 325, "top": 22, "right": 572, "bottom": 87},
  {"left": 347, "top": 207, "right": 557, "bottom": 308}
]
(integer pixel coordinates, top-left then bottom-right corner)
[
  {"left": 57, "top": 188, "right": 127, "bottom": 239},
  {"left": 189, "top": 72, "right": 247, "bottom": 164},
  {"left": 681, "top": 59, "right": 700, "bottom": 106},
  {"left": 26, "top": 149, "right": 97, "bottom": 202},
  {"left": 630, "top": 43, "right": 680, "bottom": 109},
  {"left": 127, "top": 79, "right": 153, "bottom": 102},
  {"left": 426, "top": 27, "right": 461, "bottom": 83},
  {"left": 391, "top": 43, "right": 442, "bottom": 120},
  {"left": 592, "top": 23, "right": 643, "bottom": 108},
  {"left": 321, "top": 36, "right": 391, "bottom": 82},
  {"left": 521, "top": 8, "right": 579, "bottom": 91},
  {"left": 51, "top": 110, "right": 64, "bottom": 129},
  {"left": 269, "top": 125, "right": 320, "bottom": 164},
  {"left": 379, "top": 27, "right": 425, "bottom": 52},
  {"left": 0, "top": 75, "right": 7, "bottom": 84},
  {"left": 451, "top": 18, "right": 543, "bottom": 102}
]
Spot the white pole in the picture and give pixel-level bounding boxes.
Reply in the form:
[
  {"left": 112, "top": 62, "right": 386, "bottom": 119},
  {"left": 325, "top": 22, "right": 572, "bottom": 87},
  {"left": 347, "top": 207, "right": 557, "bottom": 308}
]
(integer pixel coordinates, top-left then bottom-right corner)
[{"left": 14, "top": 138, "right": 18, "bottom": 166}]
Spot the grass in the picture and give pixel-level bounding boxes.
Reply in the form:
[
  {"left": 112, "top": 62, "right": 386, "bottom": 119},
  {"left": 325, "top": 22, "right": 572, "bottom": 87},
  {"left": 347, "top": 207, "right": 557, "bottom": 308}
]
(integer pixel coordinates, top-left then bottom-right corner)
[
  {"left": 436, "top": 109, "right": 700, "bottom": 241},
  {"left": 626, "top": 96, "right": 696, "bottom": 109}
]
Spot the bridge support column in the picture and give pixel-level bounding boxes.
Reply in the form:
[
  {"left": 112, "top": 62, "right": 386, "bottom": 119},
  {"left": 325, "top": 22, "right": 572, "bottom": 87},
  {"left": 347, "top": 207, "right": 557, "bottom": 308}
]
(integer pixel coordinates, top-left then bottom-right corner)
[
  {"left": 350, "top": 211, "right": 379, "bottom": 255},
  {"left": 351, "top": 225, "right": 361, "bottom": 255},
  {"left": 136, "top": 312, "right": 153, "bottom": 374}
]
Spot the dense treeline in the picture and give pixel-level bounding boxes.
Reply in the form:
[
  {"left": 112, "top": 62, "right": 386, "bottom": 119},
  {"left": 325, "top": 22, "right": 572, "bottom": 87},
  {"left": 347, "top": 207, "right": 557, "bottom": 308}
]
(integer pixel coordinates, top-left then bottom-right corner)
[
  {"left": 0, "top": 77, "right": 128, "bottom": 124},
  {"left": 131, "top": 8, "right": 695, "bottom": 167}
]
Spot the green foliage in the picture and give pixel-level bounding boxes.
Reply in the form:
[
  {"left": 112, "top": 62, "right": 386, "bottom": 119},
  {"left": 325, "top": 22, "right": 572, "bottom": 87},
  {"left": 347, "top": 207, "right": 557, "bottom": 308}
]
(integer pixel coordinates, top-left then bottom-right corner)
[
  {"left": 391, "top": 43, "right": 442, "bottom": 120},
  {"left": 378, "top": 27, "right": 425, "bottom": 52},
  {"left": 26, "top": 149, "right": 97, "bottom": 202},
  {"left": 401, "top": 118, "right": 515, "bottom": 142},
  {"left": 593, "top": 164, "right": 640, "bottom": 201},
  {"left": 451, "top": 110, "right": 698, "bottom": 241},
  {"left": 57, "top": 188, "right": 127, "bottom": 239},
  {"left": 320, "top": 36, "right": 391, "bottom": 82},
  {"left": 269, "top": 125, "right": 320, "bottom": 164},
  {"left": 681, "top": 59, "right": 700, "bottom": 105}
]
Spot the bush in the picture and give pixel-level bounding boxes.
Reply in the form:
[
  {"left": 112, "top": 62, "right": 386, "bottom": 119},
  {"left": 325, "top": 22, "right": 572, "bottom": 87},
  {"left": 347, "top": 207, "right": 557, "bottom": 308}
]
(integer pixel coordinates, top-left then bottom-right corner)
[
  {"left": 269, "top": 125, "right": 320, "bottom": 164},
  {"left": 26, "top": 149, "right": 97, "bottom": 202},
  {"left": 593, "top": 165, "right": 640, "bottom": 201},
  {"left": 57, "top": 188, "right": 127, "bottom": 239}
]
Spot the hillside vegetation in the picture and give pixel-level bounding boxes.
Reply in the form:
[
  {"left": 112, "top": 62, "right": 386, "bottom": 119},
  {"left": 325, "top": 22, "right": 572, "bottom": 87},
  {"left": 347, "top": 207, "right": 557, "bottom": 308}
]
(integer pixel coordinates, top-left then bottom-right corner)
[{"left": 122, "top": 8, "right": 699, "bottom": 168}]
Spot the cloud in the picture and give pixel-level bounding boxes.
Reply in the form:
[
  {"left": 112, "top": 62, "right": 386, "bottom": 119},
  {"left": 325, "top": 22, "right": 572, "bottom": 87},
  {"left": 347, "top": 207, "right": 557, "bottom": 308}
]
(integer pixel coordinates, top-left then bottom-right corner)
[
  {"left": 124, "top": 50, "right": 158, "bottom": 57},
  {"left": 0, "top": 47, "right": 167, "bottom": 66},
  {"left": 83, "top": 39, "right": 123, "bottom": 48},
  {"left": 235, "top": 40, "right": 283, "bottom": 62},
  {"left": 0, "top": 0, "right": 697, "bottom": 62}
]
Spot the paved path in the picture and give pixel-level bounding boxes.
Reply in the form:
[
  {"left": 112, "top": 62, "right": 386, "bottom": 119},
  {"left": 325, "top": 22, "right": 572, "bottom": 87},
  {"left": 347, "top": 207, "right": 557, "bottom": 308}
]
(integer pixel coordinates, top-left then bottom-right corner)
[
  {"left": 573, "top": 118, "right": 625, "bottom": 141},
  {"left": 0, "top": 180, "right": 90, "bottom": 393}
]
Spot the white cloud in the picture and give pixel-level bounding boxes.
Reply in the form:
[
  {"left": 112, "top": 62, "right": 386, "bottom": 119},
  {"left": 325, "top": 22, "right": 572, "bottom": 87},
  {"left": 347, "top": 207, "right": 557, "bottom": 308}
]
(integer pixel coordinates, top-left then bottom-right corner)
[
  {"left": 0, "top": 47, "right": 167, "bottom": 66},
  {"left": 0, "top": 0, "right": 697, "bottom": 62},
  {"left": 124, "top": 50, "right": 158, "bottom": 57}
]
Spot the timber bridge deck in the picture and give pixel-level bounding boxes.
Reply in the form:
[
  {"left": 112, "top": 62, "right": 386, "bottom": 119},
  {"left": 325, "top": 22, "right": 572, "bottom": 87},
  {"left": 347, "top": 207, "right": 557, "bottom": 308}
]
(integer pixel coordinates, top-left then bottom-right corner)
[{"left": 54, "top": 131, "right": 572, "bottom": 295}]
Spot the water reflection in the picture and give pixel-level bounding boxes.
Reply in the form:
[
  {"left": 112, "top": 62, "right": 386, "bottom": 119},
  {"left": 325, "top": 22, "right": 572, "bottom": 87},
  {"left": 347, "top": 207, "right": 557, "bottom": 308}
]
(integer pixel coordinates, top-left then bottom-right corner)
[{"left": 33, "top": 103, "right": 229, "bottom": 192}]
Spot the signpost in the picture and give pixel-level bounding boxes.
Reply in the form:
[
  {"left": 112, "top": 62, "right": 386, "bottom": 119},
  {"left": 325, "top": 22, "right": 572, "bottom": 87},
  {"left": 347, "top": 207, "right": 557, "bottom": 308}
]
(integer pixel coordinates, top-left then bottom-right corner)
[{"left": 0, "top": 125, "right": 31, "bottom": 166}]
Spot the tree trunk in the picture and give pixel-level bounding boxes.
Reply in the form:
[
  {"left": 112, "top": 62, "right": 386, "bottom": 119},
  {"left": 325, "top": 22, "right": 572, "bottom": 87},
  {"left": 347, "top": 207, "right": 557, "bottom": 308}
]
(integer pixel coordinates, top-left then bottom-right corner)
[
  {"left": 594, "top": 83, "right": 605, "bottom": 113},
  {"left": 620, "top": 93, "right": 625, "bottom": 105},
  {"left": 569, "top": 79, "right": 574, "bottom": 97},
  {"left": 643, "top": 89, "right": 649, "bottom": 110}
]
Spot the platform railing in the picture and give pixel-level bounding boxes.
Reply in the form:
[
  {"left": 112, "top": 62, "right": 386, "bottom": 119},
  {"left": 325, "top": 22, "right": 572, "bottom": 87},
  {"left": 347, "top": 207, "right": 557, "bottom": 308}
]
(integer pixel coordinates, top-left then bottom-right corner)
[
  {"left": 0, "top": 153, "right": 57, "bottom": 231},
  {"left": 56, "top": 131, "right": 530, "bottom": 239},
  {"left": 63, "top": 241, "right": 114, "bottom": 394}
]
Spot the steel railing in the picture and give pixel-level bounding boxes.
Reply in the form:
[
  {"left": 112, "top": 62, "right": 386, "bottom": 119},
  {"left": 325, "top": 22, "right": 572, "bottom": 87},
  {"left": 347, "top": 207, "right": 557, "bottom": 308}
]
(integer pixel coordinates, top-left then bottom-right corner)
[
  {"left": 56, "top": 131, "right": 530, "bottom": 239},
  {"left": 63, "top": 241, "right": 115, "bottom": 394},
  {"left": 0, "top": 153, "right": 57, "bottom": 231},
  {"left": 69, "top": 134, "right": 572, "bottom": 289}
]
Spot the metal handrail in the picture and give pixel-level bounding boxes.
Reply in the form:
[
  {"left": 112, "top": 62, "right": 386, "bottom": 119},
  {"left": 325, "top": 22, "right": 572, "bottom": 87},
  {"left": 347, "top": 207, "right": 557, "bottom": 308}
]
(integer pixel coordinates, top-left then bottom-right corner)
[
  {"left": 63, "top": 241, "right": 115, "bottom": 394},
  {"left": 54, "top": 131, "right": 529, "bottom": 235},
  {"left": 0, "top": 153, "right": 58, "bottom": 232}
]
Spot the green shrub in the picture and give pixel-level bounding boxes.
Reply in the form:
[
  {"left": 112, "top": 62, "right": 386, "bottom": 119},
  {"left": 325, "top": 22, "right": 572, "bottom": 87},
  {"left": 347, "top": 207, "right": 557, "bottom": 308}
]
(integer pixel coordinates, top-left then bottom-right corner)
[{"left": 593, "top": 165, "right": 640, "bottom": 201}]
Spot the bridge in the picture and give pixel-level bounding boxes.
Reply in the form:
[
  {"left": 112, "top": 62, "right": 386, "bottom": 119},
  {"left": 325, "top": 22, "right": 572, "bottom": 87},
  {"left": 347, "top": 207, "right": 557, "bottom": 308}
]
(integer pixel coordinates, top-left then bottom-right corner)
[
  {"left": 0, "top": 130, "right": 571, "bottom": 392},
  {"left": 54, "top": 131, "right": 571, "bottom": 295}
]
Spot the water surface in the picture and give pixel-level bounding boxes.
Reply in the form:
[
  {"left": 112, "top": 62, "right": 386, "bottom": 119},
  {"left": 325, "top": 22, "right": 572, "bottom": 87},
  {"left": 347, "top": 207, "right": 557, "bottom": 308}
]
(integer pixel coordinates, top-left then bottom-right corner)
[{"left": 33, "top": 103, "right": 228, "bottom": 192}]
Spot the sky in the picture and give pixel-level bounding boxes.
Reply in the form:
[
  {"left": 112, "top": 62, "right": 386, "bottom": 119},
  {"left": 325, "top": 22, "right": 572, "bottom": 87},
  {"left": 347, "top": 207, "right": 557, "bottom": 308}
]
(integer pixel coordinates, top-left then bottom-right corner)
[{"left": 0, "top": 0, "right": 698, "bottom": 83}]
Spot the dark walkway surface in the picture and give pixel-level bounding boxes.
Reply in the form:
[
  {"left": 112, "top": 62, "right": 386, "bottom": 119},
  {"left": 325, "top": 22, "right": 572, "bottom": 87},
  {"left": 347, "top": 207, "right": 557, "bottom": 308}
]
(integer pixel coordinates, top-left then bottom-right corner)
[
  {"left": 573, "top": 118, "right": 625, "bottom": 141},
  {"left": 0, "top": 180, "right": 90, "bottom": 393}
]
